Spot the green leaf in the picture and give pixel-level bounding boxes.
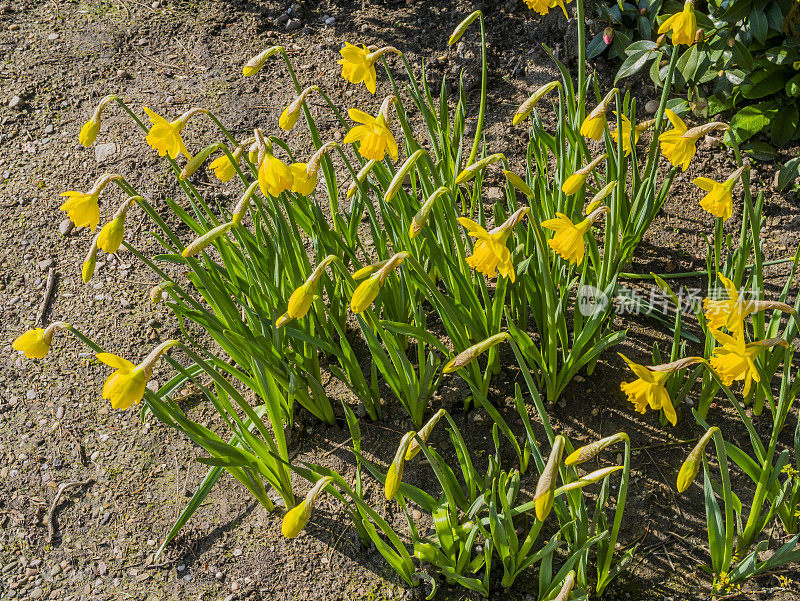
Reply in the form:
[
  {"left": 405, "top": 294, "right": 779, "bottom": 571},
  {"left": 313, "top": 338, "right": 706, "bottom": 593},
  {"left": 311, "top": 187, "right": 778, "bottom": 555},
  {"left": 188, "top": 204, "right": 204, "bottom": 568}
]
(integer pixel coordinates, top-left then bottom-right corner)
[
  {"left": 771, "top": 104, "right": 799, "bottom": 147},
  {"left": 777, "top": 157, "right": 800, "bottom": 191},
  {"left": 742, "top": 141, "right": 779, "bottom": 162},
  {"left": 616, "top": 50, "right": 658, "bottom": 82},
  {"left": 786, "top": 73, "right": 800, "bottom": 97},
  {"left": 727, "top": 102, "right": 775, "bottom": 143},
  {"left": 748, "top": 7, "right": 768, "bottom": 44},
  {"left": 741, "top": 68, "right": 787, "bottom": 99}
]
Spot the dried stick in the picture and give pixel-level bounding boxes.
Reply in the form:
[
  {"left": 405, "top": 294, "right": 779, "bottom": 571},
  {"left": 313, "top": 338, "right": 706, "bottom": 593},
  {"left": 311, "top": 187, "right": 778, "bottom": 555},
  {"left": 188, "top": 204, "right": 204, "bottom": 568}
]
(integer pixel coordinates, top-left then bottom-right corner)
[
  {"left": 46, "top": 478, "right": 95, "bottom": 542},
  {"left": 36, "top": 267, "right": 56, "bottom": 326}
]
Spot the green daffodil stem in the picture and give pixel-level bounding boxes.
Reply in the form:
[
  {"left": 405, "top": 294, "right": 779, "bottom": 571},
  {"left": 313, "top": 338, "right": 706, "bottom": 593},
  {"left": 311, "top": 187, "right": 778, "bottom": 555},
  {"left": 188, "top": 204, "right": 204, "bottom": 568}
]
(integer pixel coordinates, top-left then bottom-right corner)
[
  {"left": 467, "top": 12, "right": 487, "bottom": 169},
  {"left": 576, "top": 0, "right": 586, "bottom": 121}
]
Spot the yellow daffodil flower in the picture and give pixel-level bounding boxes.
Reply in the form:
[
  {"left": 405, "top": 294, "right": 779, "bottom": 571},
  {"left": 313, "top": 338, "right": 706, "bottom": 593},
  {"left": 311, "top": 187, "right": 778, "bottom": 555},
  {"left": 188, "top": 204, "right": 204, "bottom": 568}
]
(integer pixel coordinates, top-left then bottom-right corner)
[
  {"left": 258, "top": 152, "right": 293, "bottom": 197},
  {"left": 343, "top": 107, "right": 398, "bottom": 162},
  {"left": 338, "top": 43, "right": 377, "bottom": 93},
  {"left": 97, "top": 340, "right": 177, "bottom": 410},
  {"left": 12, "top": 322, "right": 70, "bottom": 359},
  {"left": 59, "top": 173, "right": 120, "bottom": 231},
  {"left": 282, "top": 476, "right": 334, "bottom": 539},
  {"left": 610, "top": 113, "right": 642, "bottom": 156},
  {"left": 658, "top": 0, "right": 697, "bottom": 46},
  {"left": 143, "top": 106, "right": 207, "bottom": 160},
  {"left": 289, "top": 163, "right": 318, "bottom": 196},
  {"left": 703, "top": 272, "right": 794, "bottom": 337},
  {"left": 350, "top": 252, "right": 408, "bottom": 314},
  {"left": 279, "top": 86, "right": 319, "bottom": 131},
  {"left": 525, "top": 0, "right": 572, "bottom": 18},
  {"left": 659, "top": 110, "right": 728, "bottom": 171},
  {"left": 78, "top": 94, "right": 118, "bottom": 147},
  {"left": 619, "top": 354, "right": 701, "bottom": 425},
  {"left": 209, "top": 148, "right": 242, "bottom": 183},
  {"left": 693, "top": 165, "right": 747, "bottom": 221},
  {"left": 458, "top": 207, "right": 529, "bottom": 282},
  {"left": 580, "top": 89, "right": 617, "bottom": 140},
  {"left": 542, "top": 206, "right": 608, "bottom": 266},
  {"left": 710, "top": 332, "right": 787, "bottom": 395},
  {"left": 96, "top": 196, "right": 137, "bottom": 254}
]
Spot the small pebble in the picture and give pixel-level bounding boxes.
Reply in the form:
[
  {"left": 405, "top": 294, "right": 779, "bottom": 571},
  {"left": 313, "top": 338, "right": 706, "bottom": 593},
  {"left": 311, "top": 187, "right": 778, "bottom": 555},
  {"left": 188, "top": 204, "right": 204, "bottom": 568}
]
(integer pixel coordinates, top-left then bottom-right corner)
[
  {"left": 58, "top": 219, "right": 74, "bottom": 236},
  {"left": 285, "top": 19, "right": 301, "bottom": 31},
  {"left": 47, "top": 33, "right": 59, "bottom": 40},
  {"left": 117, "top": 69, "right": 130, "bottom": 79},
  {"left": 644, "top": 99, "right": 659, "bottom": 115},
  {"left": 90, "top": 450, "right": 100, "bottom": 462},
  {"left": 232, "top": 548, "right": 242, "bottom": 557},
  {"left": 44, "top": 124, "right": 54, "bottom": 135},
  {"left": 8, "top": 95, "right": 22, "bottom": 110},
  {"left": 324, "top": 16, "right": 335, "bottom": 25}
]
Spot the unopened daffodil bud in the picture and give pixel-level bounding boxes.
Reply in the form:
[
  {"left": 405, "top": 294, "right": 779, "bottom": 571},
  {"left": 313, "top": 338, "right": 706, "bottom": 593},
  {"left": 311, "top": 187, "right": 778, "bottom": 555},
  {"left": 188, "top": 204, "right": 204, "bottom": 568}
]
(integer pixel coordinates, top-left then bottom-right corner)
[
  {"left": 350, "top": 252, "right": 408, "bottom": 314},
  {"left": 386, "top": 432, "right": 416, "bottom": 500},
  {"left": 280, "top": 86, "right": 320, "bottom": 130},
  {"left": 346, "top": 159, "right": 377, "bottom": 199},
  {"left": 557, "top": 466, "right": 624, "bottom": 494},
  {"left": 513, "top": 81, "right": 561, "bottom": 125},
  {"left": 282, "top": 476, "right": 334, "bottom": 538},
  {"left": 448, "top": 10, "right": 481, "bottom": 45},
  {"left": 243, "top": 46, "right": 283, "bottom": 77},
  {"left": 456, "top": 153, "right": 505, "bottom": 184},
  {"left": 97, "top": 196, "right": 138, "bottom": 254},
  {"left": 580, "top": 88, "right": 618, "bottom": 140},
  {"left": 585, "top": 181, "right": 617, "bottom": 213},
  {"left": 232, "top": 181, "right": 260, "bottom": 226},
  {"left": 566, "top": 432, "right": 629, "bottom": 465},
  {"left": 385, "top": 149, "right": 428, "bottom": 204},
  {"left": 561, "top": 153, "right": 608, "bottom": 196},
  {"left": 98, "top": 340, "right": 179, "bottom": 410},
  {"left": 406, "top": 409, "right": 446, "bottom": 460},
  {"left": 79, "top": 94, "right": 118, "bottom": 147},
  {"left": 352, "top": 258, "right": 390, "bottom": 281},
  {"left": 277, "top": 256, "right": 337, "bottom": 327},
  {"left": 182, "top": 222, "right": 234, "bottom": 258},
  {"left": 503, "top": 170, "right": 535, "bottom": 198},
  {"left": 180, "top": 142, "right": 225, "bottom": 180},
  {"left": 149, "top": 281, "right": 174, "bottom": 303},
  {"left": 12, "top": 321, "right": 70, "bottom": 359},
  {"left": 677, "top": 427, "right": 718, "bottom": 493},
  {"left": 60, "top": 172, "right": 122, "bottom": 231},
  {"left": 82, "top": 235, "right": 100, "bottom": 284},
  {"left": 410, "top": 186, "right": 449, "bottom": 238},
  {"left": 443, "top": 332, "right": 510, "bottom": 373},
  {"left": 534, "top": 435, "right": 565, "bottom": 521}
]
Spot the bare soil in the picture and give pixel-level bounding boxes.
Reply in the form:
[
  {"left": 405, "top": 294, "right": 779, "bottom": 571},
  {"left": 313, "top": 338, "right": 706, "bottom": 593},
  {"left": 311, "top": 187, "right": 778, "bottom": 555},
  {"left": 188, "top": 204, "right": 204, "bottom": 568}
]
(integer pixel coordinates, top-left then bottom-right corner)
[{"left": 1, "top": 1, "right": 799, "bottom": 600}]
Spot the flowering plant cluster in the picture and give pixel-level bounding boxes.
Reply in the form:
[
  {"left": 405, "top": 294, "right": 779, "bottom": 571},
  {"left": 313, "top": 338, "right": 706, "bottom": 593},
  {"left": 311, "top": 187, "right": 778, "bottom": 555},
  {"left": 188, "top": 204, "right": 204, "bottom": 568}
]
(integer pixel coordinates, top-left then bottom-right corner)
[{"left": 11, "top": 0, "right": 800, "bottom": 596}]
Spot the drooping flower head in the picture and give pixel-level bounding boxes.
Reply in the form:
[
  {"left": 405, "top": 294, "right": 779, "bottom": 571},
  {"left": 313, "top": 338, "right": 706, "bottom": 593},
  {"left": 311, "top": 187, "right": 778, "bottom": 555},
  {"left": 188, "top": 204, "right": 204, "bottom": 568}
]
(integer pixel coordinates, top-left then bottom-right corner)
[
  {"left": 658, "top": 110, "right": 728, "bottom": 171},
  {"left": 60, "top": 173, "right": 121, "bottom": 231},
  {"left": 256, "top": 129, "right": 293, "bottom": 198},
  {"left": 350, "top": 251, "right": 408, "bottom": 314},
  {"left": 143, "top": 106, "right": 207, "bottom": 159},
  {"left": 208, "top": 147, "right": 244, "bottom": 183},
  {"left": 97, "top": 340, "right": 178, "bottom": 410},
  {"left": 282, "top": 476, "right": 335, "bottom": 538},
  {"left": 79, "top": 94, "right": 118, "bottom": 147},
  {"left": 443, "top": 333, "right": 510, "bottom": 374},
  {"left": 542, "top": 205, "right": 609, "bottom": 266},
  {"left": 710, "top": 332, "right": 788, "bottom": 395},
  {"left": 658, "top": 0, "right": 698, "bottom": 46},
  {"left": 289, "top": 141, "right": 338, "bottom": 197},
  {"left": 12, "top": 322, "right": 70, "bottom": 359},
  {"left": 693, "top": 164, "right": 747, "bottom": 221},
  {"left": 343, "top": 97, "right": 399, "bottom": 162},
  {"left": 279, "top": 86, "right": 319, "bottom": 131},
  {"left": 580, "top": 88, "right": 618, "bottom": 140},
  {"left": 676, "top": 427, "right": 718, "bottom": 492},
  {"left": 619, "top": 354, "right": 706, "bottom": 425},
  {"left": 562, "top": 153, "right": 608, "bottom": 195},
  {"left": 276, "top": 255, "right": 338, "bottom": 327},
  {"left": 458, "top": 206, "right": 529, "bottom": 282},
  {"left": 97, "top": 196, "right": 138, "bottom": 254},
  {"left": 338, "top": 44, "right": 402, "bottom": 94},
  {"left": 702, "top": 272, "right": 794, "bottom": 338}
]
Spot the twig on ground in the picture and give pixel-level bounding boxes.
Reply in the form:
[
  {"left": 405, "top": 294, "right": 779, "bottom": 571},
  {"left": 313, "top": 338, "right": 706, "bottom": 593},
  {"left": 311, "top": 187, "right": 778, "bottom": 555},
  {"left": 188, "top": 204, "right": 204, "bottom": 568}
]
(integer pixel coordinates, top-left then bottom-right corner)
[
  {"left": 46, "top": 478, "right": 95, "bottom": 542},
  {"left": 36, "top": 267, "right": 57, "bottom": 326}
]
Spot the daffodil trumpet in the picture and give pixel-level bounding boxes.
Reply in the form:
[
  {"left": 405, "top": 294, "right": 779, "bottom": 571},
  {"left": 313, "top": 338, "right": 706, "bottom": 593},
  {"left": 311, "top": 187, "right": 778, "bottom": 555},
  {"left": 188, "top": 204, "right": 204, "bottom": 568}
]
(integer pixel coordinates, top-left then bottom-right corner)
[
  {"left": 703, "top": 272, "right": 794, "bottom": 336},
  {"left": 410, "top": 186, "right": 449, "bottom": 238},
  {"left": 458, "top": 206, "right": 530, "bottom": 281},
  {"left": 513, "top": 81, "right": 561, "bottom": 125},
  {"left": 658, "top": 0, "right": 698, "bottom": 46},
  {"left": 693, "top": 164, "right": 748, "bottom": 221},
  {"left": 209, "top": 146, "right": 244, "bottom": 183},
  {"left": 12, "top": 321, "right": 71, "bottom": 359},
  {"left": 443, "top": 332, "right": 511, "bottom": 373},
  {"left": 541, "top": 205, "right": 609, "bottom": 266},
  {"left": 580, "top": 88, "right": 618, "bottom": 140},
  {"left": 709, "top": 332, "right": 788, "bottom": 396},
  {"left": 534, "top": 435, "right": 565, "bottom": 521},
  {"left": 79, "top": 94, "right": 120, "bottom": 147},
  {"left": 97, "top": 339, "right": 179, "bottom": 410},
  {"left": 281, "top": 476, "right": 334, "bottom": 539},
  {"left": 255, "top": 130, "right": 293, "bottom": 198},
  {"left": 659, "top": 110, "right": 728, "bottom": 171},
  {"left": 350, "top": 251, "right": 409, "bottom": 314},
  {"left": 143, "top": 106, "right": 208, "bottom": 160},
  {"left": 343, "top": 101, "right": 399, "bottom": 163},
  {"left": 242, "top": 46, "right": 283, "bottom": 77},
  {"left": 276, "top": 255, "right": 338, "bottom": 327}
]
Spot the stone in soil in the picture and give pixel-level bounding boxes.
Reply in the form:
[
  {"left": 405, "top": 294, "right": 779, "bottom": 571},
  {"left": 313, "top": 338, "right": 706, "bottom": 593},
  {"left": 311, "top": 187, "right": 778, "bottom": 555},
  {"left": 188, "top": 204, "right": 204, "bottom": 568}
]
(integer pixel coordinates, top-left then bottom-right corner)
[
  {"left": 94, "top": 142, "right": 117, "bottom": 164},
  {"left": 8, "top": 95, "right": 23, "bottom": 110}
]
